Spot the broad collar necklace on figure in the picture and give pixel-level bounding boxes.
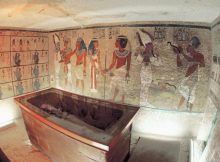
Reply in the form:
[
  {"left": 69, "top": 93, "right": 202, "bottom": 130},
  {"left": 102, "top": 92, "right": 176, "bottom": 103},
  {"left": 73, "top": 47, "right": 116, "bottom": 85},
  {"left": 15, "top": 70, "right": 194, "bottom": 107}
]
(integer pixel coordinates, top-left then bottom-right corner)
[{"left": 115, "top": 49, "right": 129, "bottom": 58}]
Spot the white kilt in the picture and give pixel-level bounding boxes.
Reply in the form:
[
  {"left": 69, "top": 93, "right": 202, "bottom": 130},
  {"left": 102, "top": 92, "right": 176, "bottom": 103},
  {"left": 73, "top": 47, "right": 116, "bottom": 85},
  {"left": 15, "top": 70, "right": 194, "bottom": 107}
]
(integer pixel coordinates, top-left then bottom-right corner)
[{"left": 110, "top": 66, "right": 127, "bottom": 94}]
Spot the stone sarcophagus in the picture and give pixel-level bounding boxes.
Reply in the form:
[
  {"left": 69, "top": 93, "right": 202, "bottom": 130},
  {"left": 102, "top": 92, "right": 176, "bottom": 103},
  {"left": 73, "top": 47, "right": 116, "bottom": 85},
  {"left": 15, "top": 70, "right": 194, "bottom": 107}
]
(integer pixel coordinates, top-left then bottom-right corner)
[{"left": 15, "top": 88, "right": 139, "bottom": 162}]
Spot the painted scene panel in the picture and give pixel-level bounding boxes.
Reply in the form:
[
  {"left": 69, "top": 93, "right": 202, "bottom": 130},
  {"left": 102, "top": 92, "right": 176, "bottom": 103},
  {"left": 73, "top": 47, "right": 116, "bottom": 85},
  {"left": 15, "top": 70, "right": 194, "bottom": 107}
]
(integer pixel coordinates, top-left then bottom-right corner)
[{"left": 50, "top": 25, "right": 211, "bottom": 112}]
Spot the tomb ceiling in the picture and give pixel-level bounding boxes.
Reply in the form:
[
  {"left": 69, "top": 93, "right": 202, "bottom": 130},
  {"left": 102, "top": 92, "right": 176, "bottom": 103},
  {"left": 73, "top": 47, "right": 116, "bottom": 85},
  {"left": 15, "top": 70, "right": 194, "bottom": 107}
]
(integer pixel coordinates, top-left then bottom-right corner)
[{"left": 0, "top": 0, "right": 219, "bottom": 30}]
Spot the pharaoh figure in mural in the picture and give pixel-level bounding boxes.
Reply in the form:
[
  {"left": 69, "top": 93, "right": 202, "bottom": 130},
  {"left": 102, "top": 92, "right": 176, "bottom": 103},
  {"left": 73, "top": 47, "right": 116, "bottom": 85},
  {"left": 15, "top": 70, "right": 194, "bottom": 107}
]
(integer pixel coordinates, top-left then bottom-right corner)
[
  {"left": 134, "top": 29, "right": 162, "bottom": 107},
  {"left": 105, "top": 35, "right": 131, "bottom": 103},
  {"left": 59, "top": 37, "right": 72, "bottom": 87},
  {"left": 88, "top": 38, "right": 102, "bottom": 92},
  {"left": 64, "top": 37, "right": 87, "bottom": 93},
  {"left": 53, "top": 33, "right": 61, "bottom": 87},
  {"left": 171, "top": 36, "right": 205, "bottom": 111}
]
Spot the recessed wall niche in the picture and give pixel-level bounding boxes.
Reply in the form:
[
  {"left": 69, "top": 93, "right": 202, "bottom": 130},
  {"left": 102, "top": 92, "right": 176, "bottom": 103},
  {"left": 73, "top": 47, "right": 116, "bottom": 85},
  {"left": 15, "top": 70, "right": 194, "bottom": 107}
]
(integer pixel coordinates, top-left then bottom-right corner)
[{"left": 0, "top": 31, "right": 50, "bottom": 100}]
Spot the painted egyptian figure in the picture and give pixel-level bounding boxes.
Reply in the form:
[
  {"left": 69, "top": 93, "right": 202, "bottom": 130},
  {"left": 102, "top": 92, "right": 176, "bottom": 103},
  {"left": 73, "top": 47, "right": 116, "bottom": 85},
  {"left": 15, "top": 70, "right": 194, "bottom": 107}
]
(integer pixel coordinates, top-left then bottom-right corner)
[
  {"left": 64, "top": 37, "right": 87, "bottom": 93},
  {"left": 105, "top": 35, "right": 131, "bottom": 103},
  {"left": 59, "top": 37, "right": 72, "bottom": 87},
  {"left": 14, "top": 52, "right": 21, "bottom": 66},
  {"left": 171, "top": 36, "right": 205, "bottom": 111},
  {"left": 16, "top": 81, "right": 24, "bottom": 95},
  {"left": 134, "top": 29, "right": 162, "bottom": 107},
  {"left": 88, "top": 38, "right": 102, "bottom": 92}
]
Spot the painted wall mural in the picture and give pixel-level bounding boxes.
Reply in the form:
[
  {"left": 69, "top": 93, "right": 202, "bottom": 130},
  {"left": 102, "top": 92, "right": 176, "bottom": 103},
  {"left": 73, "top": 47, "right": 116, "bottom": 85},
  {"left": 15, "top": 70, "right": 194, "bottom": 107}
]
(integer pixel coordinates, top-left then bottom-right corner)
[
  {"left": 50, "top": 24, "right": 211, "bottom": 112},
  {"left": 0, "top": 31, "right": 50, "bottom": 100}
]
